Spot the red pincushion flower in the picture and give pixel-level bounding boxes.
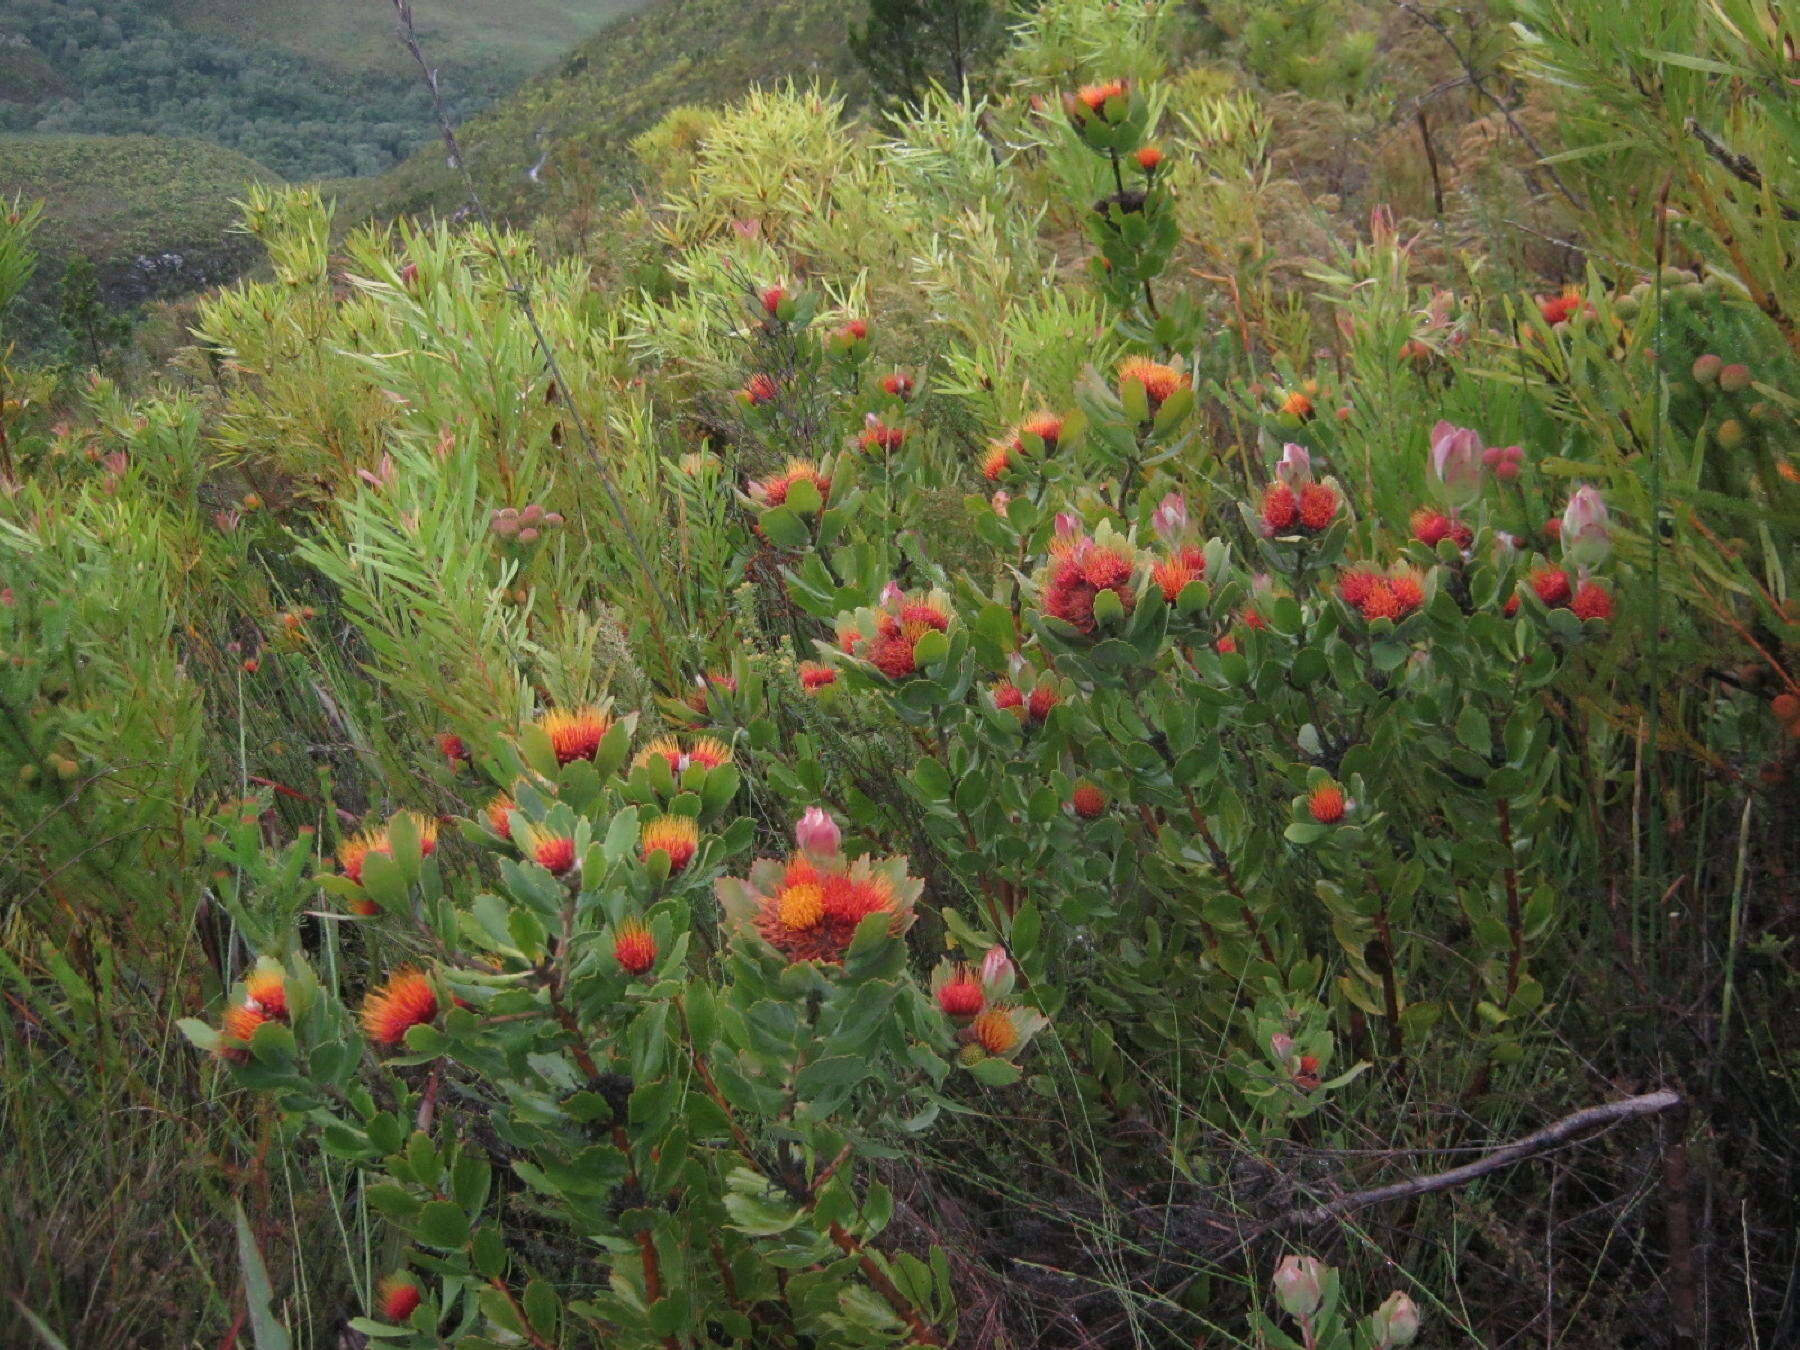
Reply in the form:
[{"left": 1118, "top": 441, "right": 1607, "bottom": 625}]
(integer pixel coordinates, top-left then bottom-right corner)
[
  {"left": 1134, "top": 144, "right": 1163, "bottom": 171},
  {"left": 1337, "top": 568, "right": 1379, "bottom": 608},
  {"left": 484, "top": 794, "right": 514, "bottom": 841},
  {"left": 1026, "top": 684, "right": 1059, "bottom": 722},
  {"left": 722, "top": 853, "right": 915, "bottom": 966},
  {"left": 1241, "top": 607, "right": 1269, "bottom": 631},
  {"left": 526, "top": 826, "right": 576, "bottom": 876},
  {"left": 613, "top": 919, "right": 658, "bottom": 974},
  {"left": 1410, "top": 509, "right": 1470, "bottom": 549},
  {"left": 870, "top": 632, "right": 919, "bottom": 679},
  {"left": 799, "top": 660, "right": 836, "bottom": 692},
  {"left": 981, "top": 442, "right": 1012, "bottom": 482},
  {"left": 1529, "top": 567, "right": 1572, "bottom": 607},
  {"left": 880, "top": 371, "right": 914, "bottom": 399},
  {"left": 1538, "top": 292, "right": 1582, "bottom": 326},
  {"left": 1297, "top": 482, "right": 1338, "bottom": 531},
  {"left": 1071, "top": 781, "right": 1106, "bottom": 819},
  {"left": 1215, "top": 634, "right": 1239, "bottom": 654},
  {"left": 1262, "top": 483, "right": 1298, "bottom": 532},
  {"left": 993, "top": 679, "right": 1024, "bottom": 711},
  {"left": 377, "top": 1274, "right": 422, "bottom": 1324},
  {"left": 749, "top": 460, "right": 829, "bottom": 509},
  {"left": 901, "top": 601, "right": 950, "bottom": 632},
  {"left": 839, "top": 318, "right": 867, "bottom": 341},
  {"left": 640, "top": 815, "right": 699, "bottom": 873},
  {"left": 1570, "top": 581, "right": 1613, "bottom": 621},
  {"left": 740, "top": 373, "right": 778, "bottom": 406},
  {"left": 937, "top": 966, "right": 985, "bottom": 1017},
  {"left": 759, "top": 285, "right": 787, "bottom": 315},
  {"left": 1308, "top": 782, "right": 1347, "bottom": 824},
  {"left": 859, "top": 419, "right": 907, "bottom": 453},
  {"left": 536, "top": 706, "right": 612, "bottom": 765},
  {"left": 1503, "top": 592, "right": 1521, "bottom": 617},
  {"left": 1080, "top": 546, "right": 1134, "bottom": 591},
  {"left": 361, "top": 969, "right": 438, "bottom": 1046},
  {"left": 437, "top": 732, "right": 469, "bottom": 764}
]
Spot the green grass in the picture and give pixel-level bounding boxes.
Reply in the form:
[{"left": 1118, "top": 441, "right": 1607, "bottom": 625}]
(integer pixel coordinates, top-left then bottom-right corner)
[{"left": 351, "top": 0, "right": 860, "bottom": 220}]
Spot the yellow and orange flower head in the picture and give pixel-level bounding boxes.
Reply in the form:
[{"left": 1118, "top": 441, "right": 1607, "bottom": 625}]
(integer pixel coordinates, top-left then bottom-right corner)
[
  {"left": 716, "top": 851, "right": 921, "bottom": 966},
  {"left": 1118, "top": 356, "right": 1190, "bottom": 411},
  {"left": 971, "top": 1006, "right": 1020, "bottom": 1054},
  {"left": 1152, "top": 552, "right": 1202, "bottom": 603},
  {"left": 337, "top": 826, "right": 389, "bottom": 885},
  {"left": 243, "top": 967, "right": 287, "bottom": 1020},
  {"left": 749, "top": 459, "right": 830, "bottom": 509},
  {"left": 1308, "top": 782, "right": 1347, "bottom": 824},
  {"left": 523, "top": 824, "right": 577, "bottom": 876},
  {"left": 399, "top": 810, "right": 439, "bottom": 860},
  {"left": 1072, "top": 78, "right": 1128, "bottom": 116},
  {"left": 640, "top": 815, "right": 699, "bottom": 873},
  {"left": 361, "top": 969, "right": 439, "bottom": 1047},
  {"left": 688, "top": 737, "right": 733, "bottom": 770},
  {"left": 218, "top": 1002, "right": 272, "bottom": 1061},
  {"left": 484, "top": 793, "right": 515, "bottom": 841},
  {"left": 535, "top": 705, "right": 613, "bottom": 766},
  {"left": 1017, "top": 411, "right": 1065, "bottom": 452},
  {"left": 376, "top": 1273, "right": 422, "bottom": 1323},
  {"left": 980, "top": 441, "right": 1013, "bottom": 483}
]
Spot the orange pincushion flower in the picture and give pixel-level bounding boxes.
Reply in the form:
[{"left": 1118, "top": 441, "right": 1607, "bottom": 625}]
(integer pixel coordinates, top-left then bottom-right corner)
[
  {"left": 337, "top": 827, "right": 388, "bottom": 884},
  {"left": 636, "top": 736, "right": 733, "bottom": 776},
  {"left": 1337, "top": 568, "right": 1379, "bottom": 608},
  {"left": 776, "top": 881, "right": 825, "bottom": 931},
  {"left": 536, "top": 706, "right": 612, "bottom": 765},
  {"left": 1017, "top": 412, "right": 1064, "bottom": 448},
  {"left": 484, "top": 793, "right": 515, "bottom": 840},
  {"left": 749, "top": 459, "right": 829, "bottom": 509},
  {"left": 1308, "top": 782, "right": 1347, "bottom": 824},
  {"left": 981, "top": 441, "right": 1013, "bottom": 482},
  {"left": 937, "top": 965, "right": 984, "bottom": 1016},
  {"left": 859, "top": 419, "right": 907, "bottom": 454},
  {"left": 1570, "top": 580, "right": 1613, "bottom": 621},
  {"left": 1074, "top": 79, "right": 1127, "bottom": 113},
  {"left": 613, "top": 919, "right": 658, "bottom": 974},
  {"left": 1071, "top": 781, "right": 1106, "bottom": 819},
  {"left": 1134, "top": 144, "right": 1163, "bottom": 171},
  {"left": 971, "top": 1006, "right": 1020, "bottom": 1053},
  {"left": 244, "top": 968, "right": 287, "bottom": 1019},
  {"left": 1389, "top": 571, "right": 1425, "bottom": 615},
  {"left": 437, "top": 732, "right": 469, "bottom": 764},
  {"left": 880, "top": 371, "right": 914, "bottom": 399},
  {"left": 1538, "top": 290, "right": 1582, "bottom": 326},
  {"left": 740, "top": 372, "right": 779, "bottom": 406},
  {"left": 1118, "top": 356, "right": 1188, "bottom": 409},
  {"left": 799, "top": 660, "right": 837, "bottom": 692},
  {"left": 376, "top": 1274, "right": 422, "bottom": 1323},
  {"left": 1279, "top": 390, "right": 1314, "bottom": 419},
  {"left": 1152, "top": 552, "right": 1201, "bottom": 602},
  {"left": 219, "top": 1002, "right": 271, "bottom": 1060},
  {"left": 1359, "top": 581, "right": 1403, "bottom": 621},
  {"left": 361, "top": 969, "right": 438, "bottom": 1046},
  {"left": 640, "top": 815, "right": 699, "bottom": 873},
  {"left": 1297, "top": 482, "right": 1338, "bottom": 531},
  {"left": 525, "top": 825, "right": 576, "bottom": 876},
  {"left": 689, "top": 736, "right": 733, "bottom": 769}
]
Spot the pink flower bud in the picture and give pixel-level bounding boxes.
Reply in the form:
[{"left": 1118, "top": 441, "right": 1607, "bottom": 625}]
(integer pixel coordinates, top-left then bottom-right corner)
[
  {"left": 880, "top": 581, "right": 906, "bottom": 608},
  {"left": 1272, "top": 1255, "right": 1325, "bottom": 1320},
  {"left": 1275, "top": 442, "right": 1313, "bottom": 489},
  {"left": 980, "top": 945, "right": 1013, "bottom": 987},
  {"left": 1428, "top": 420, "right": 1483, "bottom": 504},
  {"left": 794, "top": 807, "right": 841, "bottom": 857},
  {"left": 990, "top": 490, "right": 1012, "bottom": 516},
  {"left": 1054, "top": 512, "right": 1082, "bottom": 541},
  {"left": 1560, "top": 485, "right": 1611, "bottom": 568},
  {"left": 1151, "top": 492, "right": 1189, "bottom": 542},
  {"left": 1269, "top": 1031, "right": 1294, "bottom": 1058},
  {"left": 1372, "top": 1292, "right": 1421, "bottom": 1347}
]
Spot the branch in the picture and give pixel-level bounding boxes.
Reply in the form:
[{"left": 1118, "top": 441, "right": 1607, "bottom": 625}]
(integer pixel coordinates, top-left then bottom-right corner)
[
  {"left": 1684, "top": 118, "right": 1800, "bottom": 221},
  {"left": 1279, "top": 1089, "right": 1682, "bottom": 1227}
]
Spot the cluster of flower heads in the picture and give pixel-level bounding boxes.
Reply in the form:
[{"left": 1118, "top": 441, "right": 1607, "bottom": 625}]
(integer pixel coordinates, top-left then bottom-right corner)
[
  {"left": 1257, "top": 443, "right": 1341, "bottom": 538},
  {"left": 715, "top": 810, "right": 921, "bottom": 966},
  {"left": 981, "top": 411, "right": 1065, "bottom": 483},
  {"left": 993, "top": 675, "right": 1060, "bottom": 724},
  {"left": 1337, "top": 566, "right": 1426, "bottom": 623},
  {"left": 930, "top": 948, "right": 1045, "bottom": 1060},
  {"left": 337, "top": 811, "right": 439, "bottom": 914},
  {"left": 1041, "top": 519, "right": 1137, "bottom": 635},
  {"left": 836, "top": 586, "right": 953, "bottom": 680},
  {"left": 215, "top": 961, "right": 289, "bottom": 1062}
]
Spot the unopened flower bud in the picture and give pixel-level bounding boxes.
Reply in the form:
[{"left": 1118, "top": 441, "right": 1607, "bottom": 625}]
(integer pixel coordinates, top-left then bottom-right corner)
[
  {"left": 794, "top": 807, "right": 841, "bottom": 857},
  {"left": 1717, "top": 363, "right": 1751, "bottom": 393},
  {"left": 1272, "top": 1255, "right": 1325, "bottom": 1320},
  {"left": 1371, "top": 1292, "right": 1421, "bottom": 1347},
  {"left": 1151, "top": 492, "right": 1188, "bottom": 542},
  {"left": 1560, "top": 484, "right": 1611, "bottom": 568},
  {"left": 1691, "top": 354, "right": 1722, "bottom": 385},
  {"left": 516, "top": 527, "right": 540, "bottom": 544}
]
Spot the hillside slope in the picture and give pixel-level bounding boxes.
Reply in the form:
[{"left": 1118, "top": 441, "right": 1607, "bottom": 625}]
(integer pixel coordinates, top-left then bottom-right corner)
[
  {"left": 353, "top": 0, "right": 859, "bottom": 222},
  {"left": 0, "top": 134, "right": 274, "bottom": 348}
]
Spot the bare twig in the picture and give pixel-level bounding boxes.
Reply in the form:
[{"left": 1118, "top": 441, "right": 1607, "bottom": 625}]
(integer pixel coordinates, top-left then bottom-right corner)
[
  {"left": 1684, "top": 118, "right": 1800, "bottom": 221},
  {"left": 1280, "top": 1090, "right": 1683, "bottom": 1227}
]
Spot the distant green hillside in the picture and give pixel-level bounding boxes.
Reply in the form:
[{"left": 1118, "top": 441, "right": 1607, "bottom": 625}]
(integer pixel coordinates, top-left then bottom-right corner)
[
  {"left": 0, "top": 0, "right": 648, "bottom": 179},
  {"left": 356, "top": 0, "right": 859, "bottom": 221},
  {"left": 0, "top": 134, "right": 274, "bottom": 349}
]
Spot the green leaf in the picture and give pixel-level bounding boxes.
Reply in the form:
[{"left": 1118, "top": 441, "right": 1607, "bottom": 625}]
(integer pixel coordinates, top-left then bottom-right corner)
[
  {"left": 414, "top": 1199, "right": 471, "bottom": 1250},
  {"left": 796, "top": 1055, "right": 866, "bottom": 1099},
  {"left": 233, "top": 1199, "right": 293, "bottom": 1350},
  {"left": 523, "top": 1278, "right": 559, "bottom": 1338},
  {"left": 758, "top": 505, "right": 809, "bottom": 548},
  {"left": 911, "top": 757, "right": 951, "bottom": 800},
  {"left": 967, "top": 1057, "right": 1021, "bottom": 1087}
]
